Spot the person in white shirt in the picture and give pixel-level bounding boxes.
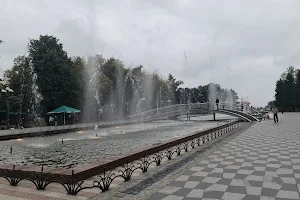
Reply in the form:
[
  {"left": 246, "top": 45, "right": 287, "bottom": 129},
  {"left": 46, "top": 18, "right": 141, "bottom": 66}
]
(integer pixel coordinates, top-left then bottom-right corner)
[{"left": 272, "top": 107, "right": 279, "bottom": 123}]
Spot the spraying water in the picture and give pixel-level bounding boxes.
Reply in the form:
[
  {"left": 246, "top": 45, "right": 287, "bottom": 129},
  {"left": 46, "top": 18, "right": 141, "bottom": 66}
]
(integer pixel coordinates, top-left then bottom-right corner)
[{"left": 208, "top": 83, "right": 217, "bottom": 109}]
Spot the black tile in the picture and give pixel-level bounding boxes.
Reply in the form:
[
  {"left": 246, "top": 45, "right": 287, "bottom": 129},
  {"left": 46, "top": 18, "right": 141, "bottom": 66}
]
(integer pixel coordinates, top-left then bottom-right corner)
[
  {"left": 277, "top": 173, "right": 295, "bottom": 178},
  {"left": 242, "top": 195, "right": 261, "bottom": 200},
  {"left": 281, "top": 165, "right": 293, "bottom": 169},
  {"left": 295, "top": 178, "right": 300, "bottom": 184},
  {"left": 173, "top": 188, "right": 193, "bottom": 197},
  {"left": 202, "top": 190, "right": 224, "bottom": 199},
  {"left": 252, "top": 163, "right": 266, "bottom": 167},
  {"left": 265, "top": 167, "right": 278, "bottom": 172},
  {"left": 217, "top": 178, "right": 233, "bottom": 185},
  {"left": 209, "top": 173, "right": 223, "bottom": 178},
  {"left": 195, "top": 182, "right": 212, "bottom": 190},
  {"left": 184, "top": 170, "right": 199, "bottom": 176},
  {"left": 216, "top": 164, "right": 228, "bottom": 168},
  {"left": 251, "top": 171, "right": 265, "bottom": 176},
  {"left": 223, "top": 169, "right": 238, "bottom": 173},
  {"left": 272, "top": 177, "right": 284, "bottom": 185},
  {"left": 201, "top": 168, "right": 214, "bottom": 172},
  {"left": 226, "top": 186, "right": 247, "bottom": 194},
  {"left": 168, "top": 181, "right": 187, "bottom": 187},
  {"left": 261, "top": 188, "right": 279, "bottom": 197},
  {"left": 187, "top": 176, "right": 205, "bottom": 182},
  {"left": 280, "top": 183, "right": 298, "bottom": 191},
  {"left": 148, "top": 193, "right": 168, "bottom": 200},
  {"left": 247, "top": 180, "right": 263, "bottom": 187},
  {"left": 183, "top": 197, "right": 202, "bottom": 200},
  {"left": 234, "top": 174, "right": 248, "bottom": 180},
  {"left": 239, "top": 166, "right": 255, "bottom": 171}
]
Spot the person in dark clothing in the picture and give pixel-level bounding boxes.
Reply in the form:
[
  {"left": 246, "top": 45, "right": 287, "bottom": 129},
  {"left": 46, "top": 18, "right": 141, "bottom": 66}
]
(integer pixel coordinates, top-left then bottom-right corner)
[
  {"left": 272, "top": 107, "right": 279, "bottom": 123},
  {"left": 54, "top": 115, "right": 58, "bottom": 126},
  {"left": 216, "top": 98, "right": 219, "bottom": 110}
]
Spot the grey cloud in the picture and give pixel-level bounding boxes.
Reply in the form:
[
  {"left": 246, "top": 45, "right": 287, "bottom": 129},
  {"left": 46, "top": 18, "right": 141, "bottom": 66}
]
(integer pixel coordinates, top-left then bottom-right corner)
[{"left": 2, "top": 0, "right": 300, "bottom": 106}]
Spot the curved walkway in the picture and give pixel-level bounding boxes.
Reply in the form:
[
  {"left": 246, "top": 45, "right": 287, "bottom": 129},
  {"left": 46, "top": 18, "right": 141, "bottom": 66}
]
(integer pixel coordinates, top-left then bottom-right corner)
[{"left": 147, "top": 113, "right": 300, "bottom": 200}]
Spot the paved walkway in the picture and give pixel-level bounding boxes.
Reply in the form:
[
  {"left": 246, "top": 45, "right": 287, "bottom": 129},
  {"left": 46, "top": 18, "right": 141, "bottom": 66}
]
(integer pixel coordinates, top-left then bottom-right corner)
[{"left": 148, "top": 113, "right": 300, "bottom": 200}]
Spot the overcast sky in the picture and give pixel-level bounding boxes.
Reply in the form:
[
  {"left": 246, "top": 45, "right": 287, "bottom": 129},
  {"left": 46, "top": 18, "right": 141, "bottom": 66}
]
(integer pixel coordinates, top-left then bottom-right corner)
[{"left": 1, "top": 0, "right": 300, "bottom": 106}]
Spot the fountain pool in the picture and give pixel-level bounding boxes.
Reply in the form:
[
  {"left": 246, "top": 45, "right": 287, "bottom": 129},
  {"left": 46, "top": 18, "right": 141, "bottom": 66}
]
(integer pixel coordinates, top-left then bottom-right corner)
[{"left": 0, "top": 115, "right": 233, "bottom": 168}]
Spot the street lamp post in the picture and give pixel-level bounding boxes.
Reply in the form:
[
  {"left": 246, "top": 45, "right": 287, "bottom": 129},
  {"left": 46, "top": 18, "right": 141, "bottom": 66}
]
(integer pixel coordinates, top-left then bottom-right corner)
[{"left": 1, "top": 87, "right": 14, "bottom": 123}]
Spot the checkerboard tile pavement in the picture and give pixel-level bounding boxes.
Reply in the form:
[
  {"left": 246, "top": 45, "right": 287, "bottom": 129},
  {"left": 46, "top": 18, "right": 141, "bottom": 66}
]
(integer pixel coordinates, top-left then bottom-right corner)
[{"left": 148, "top": 114, "right": 300, "bottom": 200}]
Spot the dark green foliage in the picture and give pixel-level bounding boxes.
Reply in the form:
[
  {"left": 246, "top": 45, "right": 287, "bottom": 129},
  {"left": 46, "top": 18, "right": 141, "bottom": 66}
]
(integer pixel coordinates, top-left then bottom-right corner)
[{"left": 274, "top": 66, "right": 300, "bottom": 111}]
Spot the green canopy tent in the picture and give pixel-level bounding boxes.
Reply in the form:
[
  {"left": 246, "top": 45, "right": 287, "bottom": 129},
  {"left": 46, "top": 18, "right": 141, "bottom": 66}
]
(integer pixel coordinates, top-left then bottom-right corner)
[{"left": 47, "top": 105, "right": 81, "bottom": 125}]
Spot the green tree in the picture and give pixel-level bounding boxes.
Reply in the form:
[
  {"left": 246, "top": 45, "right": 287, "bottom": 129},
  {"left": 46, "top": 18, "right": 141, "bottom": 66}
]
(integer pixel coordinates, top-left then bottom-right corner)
[
  {"left": 28, "top": 35, "right": 82, "bottom": 113},
  {"left": 284, "top": 66, "right": 296, "bottom": 110},
  {"left": 167, "top": 74, "right": 183, "bottom": 105},
  {"left": 4, "top": 56, "right": 34, "bottom": 114},
  {"left": 295, "top": 69, "right": 300, "bottom": 109},
  {"left": 275, "top": 78, "right": 286, "bottom": 110}
]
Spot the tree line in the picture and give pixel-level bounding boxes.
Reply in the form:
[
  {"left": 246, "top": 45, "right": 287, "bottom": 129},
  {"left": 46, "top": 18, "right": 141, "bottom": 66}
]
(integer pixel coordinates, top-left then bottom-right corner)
[
  {"left": 0, "top": 35, "right": 238, "bottom": 125},
  {"left": 275, "top": 66, "right": 300, "bottom": 111}
]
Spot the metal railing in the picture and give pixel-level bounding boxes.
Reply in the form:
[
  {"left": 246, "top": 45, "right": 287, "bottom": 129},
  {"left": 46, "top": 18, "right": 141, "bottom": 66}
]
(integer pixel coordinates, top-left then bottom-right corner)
[{"left": 128, "top": 102, "right": 243, "bottom": 121}]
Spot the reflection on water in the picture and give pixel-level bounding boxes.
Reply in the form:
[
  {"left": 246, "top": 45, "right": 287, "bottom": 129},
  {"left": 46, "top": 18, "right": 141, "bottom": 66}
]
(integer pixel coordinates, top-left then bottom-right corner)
[{"left": 0, "top": 115, "right": 234, "bottom": 168}]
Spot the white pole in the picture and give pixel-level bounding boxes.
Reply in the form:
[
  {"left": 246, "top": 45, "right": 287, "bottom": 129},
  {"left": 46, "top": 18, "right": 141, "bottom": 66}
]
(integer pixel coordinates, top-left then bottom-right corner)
[
  {"left": 159, "top": 87, "right": 162, "bottom": 107},
  {"left": 156, "top": 98, "right": 158, "bottom": 114}
]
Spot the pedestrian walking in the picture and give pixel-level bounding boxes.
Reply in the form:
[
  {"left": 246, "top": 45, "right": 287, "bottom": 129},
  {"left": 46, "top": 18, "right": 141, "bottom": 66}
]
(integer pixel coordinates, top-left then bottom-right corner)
[
  {"left": 54, "top": 115, "right": 58, "bottom": 126},
  {"left": 49, "top": 115, "right": 54, "bottom": 126},
  {"left": 272, "top": 107, "right": 279, "bottom": 123},
  {"left": 216, "top": 98, "right": 219, "bottom": 110}
]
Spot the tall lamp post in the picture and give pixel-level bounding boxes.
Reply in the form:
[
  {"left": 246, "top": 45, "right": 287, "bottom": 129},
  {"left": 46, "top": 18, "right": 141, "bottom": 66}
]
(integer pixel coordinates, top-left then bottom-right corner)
[{"left": 1, "top": 87, "right": 14, "bottom": 123}]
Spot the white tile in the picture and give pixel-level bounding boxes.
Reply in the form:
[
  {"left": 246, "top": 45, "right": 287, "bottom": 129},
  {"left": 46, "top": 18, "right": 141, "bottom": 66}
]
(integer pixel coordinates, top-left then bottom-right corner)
[
  {"left": 187, "top": 189, "right": 204, "bottom": 198},
  {"left": 225, "top": 165, "right": 240, "bottom": 169},
  {"left": 241, "top": 162, "right": 253, "bottom": 167},
  {"left": 200, "top": 160, "right": 209, "bottom": 164},
  {"left": 211, "top": 158, "right": 223, "bottom": 162},
  {"left": 207, "top": 164, "right": 218, "bottom": 168},
  {"left": 237, "top": 170, "right": 254, "bottom": 175},
  {"left": 225, "top": 156, "right": 235, "bottom": 159},
  {"left": 293, "top": 165, "right": 300, "bottom": 169},
  {"left": 159, "top": 186, "right": 181, "bottom": 194},
  {"left": 276, "top": 190, "right": 299, "bottom": 199},
  {"left": 184, "top": 181, "right": 199, "bottom": 188},
  {"left": 276, "top": 168, "right": 293, "bottom": 175},
  {"left": 230, "top": 179, "right": 244, "bottom": 186},
  {"left": 220, "top": 161, "right": 234, "bottom": 165},
  {"left": 246, "top": 187, "right": 261, "bottom": 195},
  {"left": 162, "top": 195, "right": 184, "bottom": 200},
  {"left": 247, "top": 157, "right": 259, "bottom": 160},
  {"left": 175, "top": 175, "right": 190, "bottom": 181},
  {"left": 266, "top": 164, "right": 281, "bottom": 168},
  {"left": 246, "top": 175, "right": 264, "bottom": 181},
  {"left": 223, "top": 173, "right": 235, "bottom": 179},
  {"left": 281, "top": 177, "right": 296, "bottom": 184},
  {"left": 206, "top": 184, "right": 228, "bottom": 192},
  {"left": 222, "top": 192, "right": 245, "bottom": 200},
  {"left": 253, "top": 160, "right": 267, "bottom": 164},
  {"left": 192, "top": 171, "right": 209, "bottom": 177},
  {"left": 211, "top": 168, "right": 223, "bottom": 173},
  {"left": 190, "top": 167, "right": 205, "bottom": 171},
  {"left": 262, "top": 182, "right": 281, "bottom": 190},
  {"left": 202, "top": 177, "right": 221, "bottom": 183},
  {"left": 254, "top": 166, "right": 266, "bottom": 171},
  {"left": 264, "top": 172, "right": 278, "bottom": 177}
]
